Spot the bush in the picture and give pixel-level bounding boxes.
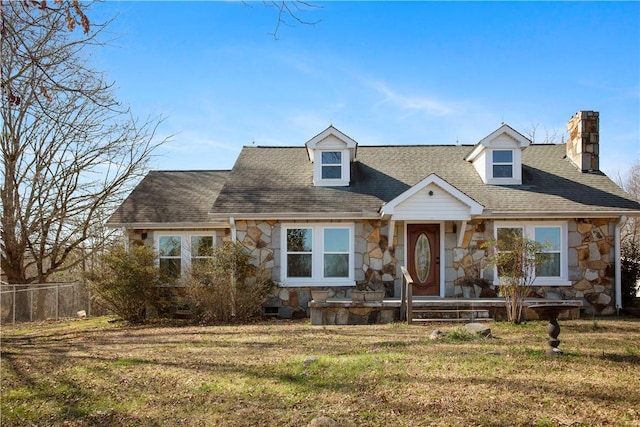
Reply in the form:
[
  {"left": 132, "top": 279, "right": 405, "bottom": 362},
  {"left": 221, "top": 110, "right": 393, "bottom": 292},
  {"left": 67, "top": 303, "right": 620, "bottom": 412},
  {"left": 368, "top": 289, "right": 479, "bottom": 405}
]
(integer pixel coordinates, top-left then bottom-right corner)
[
  {"left": 184, "top": 241, "right": 274, "bottom": 323},
  {"left": 86, "top": 245, "right": 165, "bottom": 323},
  {"left": 621, "top": 239, "right": 640, "bottom": 308},
  {"left": 484, "top": 235, "right": 549, "bottom": 324}
]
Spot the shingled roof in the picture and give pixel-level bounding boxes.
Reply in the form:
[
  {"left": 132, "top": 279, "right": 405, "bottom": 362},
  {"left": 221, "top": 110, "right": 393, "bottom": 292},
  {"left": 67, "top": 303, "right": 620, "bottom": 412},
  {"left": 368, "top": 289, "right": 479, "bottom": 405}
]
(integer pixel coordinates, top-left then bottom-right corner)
[
  {"left": 108, "top": 170, "right": 230, "bottom": 226},
  {"left": 208, "top": 143, "right": 640, "bottom": 217},
  {"left": 109, "top": 143, "right": 640, "bottom": 226}
]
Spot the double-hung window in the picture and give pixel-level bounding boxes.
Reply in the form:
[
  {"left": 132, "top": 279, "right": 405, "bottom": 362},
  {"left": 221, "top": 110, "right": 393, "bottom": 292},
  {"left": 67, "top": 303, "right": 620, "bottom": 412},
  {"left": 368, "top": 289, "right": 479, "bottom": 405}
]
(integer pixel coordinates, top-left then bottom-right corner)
[
  {"left": 492, "top": 150, "right": 514, "bottom": 178},
  {"left": 191, "top": 235, "right": 214, "bottom": 268},
  {"left": 321, "top": 151, "right": 342, "bottom": 180},
  {"left": 534, "top": 227, "right": 561, "bottom": 278},
  {"left": 159, "top": 236, "right": 182, "bottom": 278},
  {"left": 494, "top": 222, "right": 569, "bottom": 286},
  {"left": 157, "top": 233, "right": 216, "bottom": 280},
  {"left": 282, "top": 224, "right": 354, "bottom": 286}
]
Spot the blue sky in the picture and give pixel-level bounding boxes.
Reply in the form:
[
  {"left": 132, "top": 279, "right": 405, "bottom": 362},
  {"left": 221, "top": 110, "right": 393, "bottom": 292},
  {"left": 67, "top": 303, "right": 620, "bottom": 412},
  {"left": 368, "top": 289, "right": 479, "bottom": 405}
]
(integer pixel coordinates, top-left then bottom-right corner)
[{"left": 92, "top": 1, "right": 640, "bottom": 182}]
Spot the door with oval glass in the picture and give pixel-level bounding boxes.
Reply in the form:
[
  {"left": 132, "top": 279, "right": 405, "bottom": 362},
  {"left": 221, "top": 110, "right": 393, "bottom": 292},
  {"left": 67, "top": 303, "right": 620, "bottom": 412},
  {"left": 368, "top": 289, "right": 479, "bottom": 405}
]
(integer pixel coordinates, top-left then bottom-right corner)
[{"left": 407, "top": 224, "right": 440, "bottom": 296}]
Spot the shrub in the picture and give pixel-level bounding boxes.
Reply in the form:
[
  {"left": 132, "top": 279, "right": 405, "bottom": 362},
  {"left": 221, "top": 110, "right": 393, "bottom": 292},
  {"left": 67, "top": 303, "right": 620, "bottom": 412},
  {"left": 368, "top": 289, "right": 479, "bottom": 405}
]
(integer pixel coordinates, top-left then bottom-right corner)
[
  {"left": 484, "top": 234, "right": 550, "bottom": 324},
  {"left": 86, "top": 245, "right": 164, "bottom": 323},
  {"left": 621, "top": 239, "right": 640, "bottom": 308},
  {"left": 184, "top": 241, "right": 274, "bottom": 323}
]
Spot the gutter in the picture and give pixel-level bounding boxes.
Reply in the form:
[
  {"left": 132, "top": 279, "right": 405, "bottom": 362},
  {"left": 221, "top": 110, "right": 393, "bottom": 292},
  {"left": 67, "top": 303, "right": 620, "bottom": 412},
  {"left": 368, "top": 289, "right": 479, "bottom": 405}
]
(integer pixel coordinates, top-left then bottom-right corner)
[
  {"left": 615, "top": 216, "right": 628, "bottom": 313},
  {"left": 479, "top": 211, "right": 640, "bottom": 219},
  {"left": 108, "top": 221, "right": 231, "bottom": 230},
  {"left": 209, "top": 211, "right": 381, "bottom": 221}
]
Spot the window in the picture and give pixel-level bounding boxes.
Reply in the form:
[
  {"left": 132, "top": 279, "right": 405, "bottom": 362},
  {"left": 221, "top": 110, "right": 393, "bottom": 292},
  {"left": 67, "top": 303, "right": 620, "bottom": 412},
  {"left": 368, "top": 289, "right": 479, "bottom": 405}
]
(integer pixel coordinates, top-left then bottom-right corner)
[
  {"left": 495, "top": 227, "right": 523, "bottom": 284},
  {"left": 157, "top": 232, "right": 216, "bottom": 279},
  {"left": 492, "top": 150, "right": 513, "bottom": 178},
  {"left": 286, "top": 228, "right": 313, "bottom": 278},
  {"left": 321, "top": 151, "right": 342, "bottom": 180},
  {"left": 282, "top": 224, "right": 354, "bottom": 286},
  {"left": 323, "top": 228, "right": 350, "bottom": 278},
  {"left": 191, "top": 235, "right": 214, "bottom": 268},
  {"left": 159, "top": 236, "right": 182, "bottom": 278},
  {"left": 534, "top": 227, "right": 561, "bottom": 277},
  {"left": 494, "top": 222, "right": 569, "bottom": 286}
]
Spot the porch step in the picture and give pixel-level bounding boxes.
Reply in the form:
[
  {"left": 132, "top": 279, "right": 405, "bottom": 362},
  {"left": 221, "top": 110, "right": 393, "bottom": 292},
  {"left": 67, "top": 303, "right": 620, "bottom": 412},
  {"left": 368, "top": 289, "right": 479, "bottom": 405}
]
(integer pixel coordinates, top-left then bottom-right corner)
[{"left": 410, "top": 309, "right": 492, "bottom": 323}]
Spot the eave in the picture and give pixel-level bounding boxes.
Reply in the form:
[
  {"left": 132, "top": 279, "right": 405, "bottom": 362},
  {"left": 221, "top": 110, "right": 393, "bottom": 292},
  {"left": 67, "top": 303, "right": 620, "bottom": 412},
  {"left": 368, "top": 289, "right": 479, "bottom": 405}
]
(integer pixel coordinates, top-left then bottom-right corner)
[
  {"left": 107, "top": 221, "right": 231, "bottom": 230},
  {"left": 477, "top": 210, "right": 640, "bottom": 219},
  {"left": 209, "top": 211, "right": 382, "bottom": 221}
]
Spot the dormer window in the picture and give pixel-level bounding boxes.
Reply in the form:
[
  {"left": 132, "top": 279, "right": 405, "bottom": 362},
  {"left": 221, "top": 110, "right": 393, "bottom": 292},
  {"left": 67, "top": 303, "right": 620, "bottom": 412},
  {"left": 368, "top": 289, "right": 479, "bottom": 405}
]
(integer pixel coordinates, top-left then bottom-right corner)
[
  {"left": 322, "top": 151, "right": 342, "bottom": 179},
  {"left": 464, "top": 124, "right": 530, "bottom": 185},
  {"left": 305, "top": 126, "right": 358, "bottom": 187},
  {"left": 492, "top": 150, "right": 514, "bottom": 178}
]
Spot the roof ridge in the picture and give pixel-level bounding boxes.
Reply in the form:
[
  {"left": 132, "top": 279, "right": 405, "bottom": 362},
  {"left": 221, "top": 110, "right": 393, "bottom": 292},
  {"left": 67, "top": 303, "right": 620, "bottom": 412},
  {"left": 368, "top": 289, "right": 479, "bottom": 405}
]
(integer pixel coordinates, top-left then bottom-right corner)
[{"left": 148, "top": 169, "right": 232, "bottom": 173}]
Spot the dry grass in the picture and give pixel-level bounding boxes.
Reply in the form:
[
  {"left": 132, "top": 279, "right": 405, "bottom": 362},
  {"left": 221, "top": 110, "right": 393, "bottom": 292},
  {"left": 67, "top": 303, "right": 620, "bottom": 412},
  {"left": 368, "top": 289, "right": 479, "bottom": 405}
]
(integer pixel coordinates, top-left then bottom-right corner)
[{"left": 1, "top": 316, "right": 640, "bottom": 426}]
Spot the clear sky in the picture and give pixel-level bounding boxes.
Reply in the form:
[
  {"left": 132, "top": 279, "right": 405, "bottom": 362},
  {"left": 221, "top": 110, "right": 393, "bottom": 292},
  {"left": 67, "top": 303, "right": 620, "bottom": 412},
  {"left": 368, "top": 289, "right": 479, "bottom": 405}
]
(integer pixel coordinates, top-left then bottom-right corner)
[{"left": 91, "top": 1, "right": 640, "bottom": 182}]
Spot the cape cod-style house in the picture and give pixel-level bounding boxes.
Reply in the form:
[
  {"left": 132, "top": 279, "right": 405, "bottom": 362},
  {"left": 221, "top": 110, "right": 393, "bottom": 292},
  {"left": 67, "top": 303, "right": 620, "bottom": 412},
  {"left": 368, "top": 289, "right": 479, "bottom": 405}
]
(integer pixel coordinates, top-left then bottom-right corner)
[{"left": 108, "top": 111, "right": 640, "bottom": 322}]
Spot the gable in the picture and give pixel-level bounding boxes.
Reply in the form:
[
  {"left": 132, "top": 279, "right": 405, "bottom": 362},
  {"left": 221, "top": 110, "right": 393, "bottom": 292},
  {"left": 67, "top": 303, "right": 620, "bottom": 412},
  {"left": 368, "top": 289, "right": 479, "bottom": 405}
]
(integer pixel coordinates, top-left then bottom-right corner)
[
  {"left": 305, "top": 125, "right": 358, "bottom": 187},
  {"left": 465, "top": 124, "right": 531, "bottom": 185},
  {"left": 381, "top": 174, "right": 484, "bottom": 220},
  {"left": 305, "top": 125, "right": 357, "bottom": 163}
]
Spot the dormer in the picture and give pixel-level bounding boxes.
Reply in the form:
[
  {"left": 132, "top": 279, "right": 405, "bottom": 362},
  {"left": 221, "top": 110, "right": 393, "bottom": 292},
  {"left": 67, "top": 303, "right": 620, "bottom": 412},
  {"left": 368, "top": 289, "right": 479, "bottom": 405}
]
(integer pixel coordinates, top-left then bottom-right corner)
[
  {"left": 305, "top": 126, "right": 358, "bottom": 187},
  {"left": 464, "top": 124, "right": 531, "bottom": 185}
]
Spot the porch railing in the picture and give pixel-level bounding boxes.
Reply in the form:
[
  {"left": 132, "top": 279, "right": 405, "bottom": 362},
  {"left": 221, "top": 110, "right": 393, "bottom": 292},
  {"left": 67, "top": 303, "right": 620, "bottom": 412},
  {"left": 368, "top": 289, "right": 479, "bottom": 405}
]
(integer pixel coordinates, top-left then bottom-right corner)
[{"left": 400, "top": 266, "right": 414, "bottom": 323}]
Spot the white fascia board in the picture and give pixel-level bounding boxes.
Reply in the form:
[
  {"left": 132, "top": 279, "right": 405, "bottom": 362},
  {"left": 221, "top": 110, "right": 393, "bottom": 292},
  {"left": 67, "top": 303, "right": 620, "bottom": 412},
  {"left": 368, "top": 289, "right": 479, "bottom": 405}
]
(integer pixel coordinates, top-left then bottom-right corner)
[
  {"left": 478, "top": 124, "right": 531, "bottom": 149},
  {"left": 464, "top": 124, "right": 531, "bottom": 162},
  {"left": 478, "top": 211, "right": 640, "bottom": 219},
  {"left": 380, "top": 173, "right": 484, "bottom": 216},
  {"left": 305, "top": 126, "right": 358, "bottom": 162},
  {"left": 108, "top": 222, "right": 230, "bottom": 229},
  {"left": 209, "top": 211, "right": 382, "bottom": 221}
]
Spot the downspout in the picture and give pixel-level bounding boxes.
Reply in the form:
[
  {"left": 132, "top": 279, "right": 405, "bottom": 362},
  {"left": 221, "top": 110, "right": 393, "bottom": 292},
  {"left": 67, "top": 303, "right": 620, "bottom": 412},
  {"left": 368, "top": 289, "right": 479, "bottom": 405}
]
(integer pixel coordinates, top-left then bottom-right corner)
[
  {"left": 615, "top": 216, "right": 628, "bottom": 314},
  {"left": 230, "top": 217, "right": 237, "bottom": 318}
]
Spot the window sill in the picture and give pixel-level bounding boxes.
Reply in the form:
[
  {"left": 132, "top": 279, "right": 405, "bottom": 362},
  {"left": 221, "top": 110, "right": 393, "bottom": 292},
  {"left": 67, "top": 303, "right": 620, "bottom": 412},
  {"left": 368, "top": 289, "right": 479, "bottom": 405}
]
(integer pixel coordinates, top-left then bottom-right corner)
[
  {"left": 279, "top": 280, "right": 356, "bottom": 287},
  {"left": 494, "top": 280, "right": 572, "bottom": 287}
]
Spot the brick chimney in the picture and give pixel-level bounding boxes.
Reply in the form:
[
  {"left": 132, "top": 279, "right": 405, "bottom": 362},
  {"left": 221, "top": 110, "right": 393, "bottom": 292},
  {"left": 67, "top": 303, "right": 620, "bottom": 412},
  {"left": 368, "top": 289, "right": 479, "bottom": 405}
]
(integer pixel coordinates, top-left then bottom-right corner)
[{"left": 566, "top": 110, "right": 599, "bottom": 172}]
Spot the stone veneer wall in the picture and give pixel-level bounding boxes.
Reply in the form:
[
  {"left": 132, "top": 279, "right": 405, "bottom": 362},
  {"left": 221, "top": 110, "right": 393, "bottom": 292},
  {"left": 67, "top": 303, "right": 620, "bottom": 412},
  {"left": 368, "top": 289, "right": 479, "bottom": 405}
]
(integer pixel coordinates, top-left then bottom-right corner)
[
  {"left": 447, "top": 218, "right": 618, "bottom": 315},
  {"left": 237, "top": 219, "right": 400, "bottom": 318}
]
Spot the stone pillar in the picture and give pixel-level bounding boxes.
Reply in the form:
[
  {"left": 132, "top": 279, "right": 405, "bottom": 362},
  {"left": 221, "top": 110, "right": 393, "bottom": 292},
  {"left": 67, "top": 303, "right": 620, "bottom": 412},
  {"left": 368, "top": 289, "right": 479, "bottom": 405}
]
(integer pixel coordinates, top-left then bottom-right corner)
[{"left": 566, "top": 111, "right": 599, "bottom": 172}]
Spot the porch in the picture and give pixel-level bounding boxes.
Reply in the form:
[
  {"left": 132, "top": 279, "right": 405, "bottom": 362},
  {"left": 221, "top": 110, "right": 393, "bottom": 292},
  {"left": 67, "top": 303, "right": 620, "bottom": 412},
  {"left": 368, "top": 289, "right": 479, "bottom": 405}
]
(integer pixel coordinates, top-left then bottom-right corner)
[{"left": 308, "top": 298, "right": 583, "bottom": 325}]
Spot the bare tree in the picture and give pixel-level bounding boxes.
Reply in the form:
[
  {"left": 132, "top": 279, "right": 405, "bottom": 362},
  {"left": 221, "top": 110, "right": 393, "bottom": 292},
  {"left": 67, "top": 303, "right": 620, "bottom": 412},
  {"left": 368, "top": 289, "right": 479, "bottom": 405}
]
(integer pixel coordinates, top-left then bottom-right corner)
[
  {"left": 249, "top": 1, "right": 322, "bottom": 39},
  {"left": 1, "top": 2, "right": 164, "bottom": 319},
  {"left": 523, "top": 121, "right": 563, "bottom": 144},
  {"left": 618, "top": 161, "right": 640, "bottom": 307},
  {"left": 617, "top": 161, "right": 640, "bottom": 244}
]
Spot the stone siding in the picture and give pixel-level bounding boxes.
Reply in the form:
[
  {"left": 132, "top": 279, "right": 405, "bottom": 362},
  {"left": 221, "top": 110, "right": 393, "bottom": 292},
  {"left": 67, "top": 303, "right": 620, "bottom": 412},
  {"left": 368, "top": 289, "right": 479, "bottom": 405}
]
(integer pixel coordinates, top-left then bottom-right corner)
[
  {"left": 446, "top": 218, "right": 617, "bottom": 315},
  {"left": 255, "top": 219, "right": 399, "bottom": 318}
]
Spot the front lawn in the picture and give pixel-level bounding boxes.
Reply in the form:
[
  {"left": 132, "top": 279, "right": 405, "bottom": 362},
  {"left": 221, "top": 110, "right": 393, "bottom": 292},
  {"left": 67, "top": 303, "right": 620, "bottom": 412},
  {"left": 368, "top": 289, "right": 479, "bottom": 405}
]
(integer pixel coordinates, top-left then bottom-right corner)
[{"left": 1, "top": 317, "right": 639, "bottom": 426}]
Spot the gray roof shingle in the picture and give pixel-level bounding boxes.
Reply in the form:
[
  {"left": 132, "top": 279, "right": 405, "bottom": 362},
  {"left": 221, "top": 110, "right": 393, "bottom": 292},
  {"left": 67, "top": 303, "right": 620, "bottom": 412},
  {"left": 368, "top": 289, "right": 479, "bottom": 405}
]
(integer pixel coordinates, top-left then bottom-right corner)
[
  {"left": 108, "top": 170, "right": 230, "bottom": 225},
  {"left": 110, "top": 144, "right": 640, "bottom": 226},
  {"left": 209, "top": 144, "right": 640, "bottom": 216}
]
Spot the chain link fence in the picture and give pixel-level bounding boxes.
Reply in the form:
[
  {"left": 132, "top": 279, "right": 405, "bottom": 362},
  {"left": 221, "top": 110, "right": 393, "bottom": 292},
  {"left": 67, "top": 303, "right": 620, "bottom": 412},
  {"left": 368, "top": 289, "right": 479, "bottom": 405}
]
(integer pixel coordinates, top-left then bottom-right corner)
[{"left": 0, "top": 282, "right": 109, "bottom": 324}]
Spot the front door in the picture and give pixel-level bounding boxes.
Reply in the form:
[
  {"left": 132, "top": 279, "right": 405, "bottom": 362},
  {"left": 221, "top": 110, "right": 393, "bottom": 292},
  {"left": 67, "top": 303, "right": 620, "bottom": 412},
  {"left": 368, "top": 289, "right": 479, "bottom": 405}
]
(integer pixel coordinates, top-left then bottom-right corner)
[{"left": 407, "top": 224, "right": 440, "bottom": 296}]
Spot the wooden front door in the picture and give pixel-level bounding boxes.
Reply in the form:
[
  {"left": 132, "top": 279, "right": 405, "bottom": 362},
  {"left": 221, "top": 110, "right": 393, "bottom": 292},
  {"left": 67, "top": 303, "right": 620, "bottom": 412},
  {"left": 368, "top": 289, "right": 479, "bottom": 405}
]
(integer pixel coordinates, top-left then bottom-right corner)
[{"left": 407, "top": 224, "right": 440, "bottom": 296}]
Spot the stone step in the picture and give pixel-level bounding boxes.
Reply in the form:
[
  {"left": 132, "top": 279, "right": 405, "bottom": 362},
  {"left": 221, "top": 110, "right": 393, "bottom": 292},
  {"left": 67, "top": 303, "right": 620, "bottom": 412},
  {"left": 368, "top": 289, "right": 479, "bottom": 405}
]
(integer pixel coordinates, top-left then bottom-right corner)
[
  {"left": 411, "top": 309, "right": 491, "bottom": 319},
  {"left": 411, "top": 317, "right": 494, "bottom": 323},
  {"left": 410, "top": 308, "right": 492, "bottom": 323}
]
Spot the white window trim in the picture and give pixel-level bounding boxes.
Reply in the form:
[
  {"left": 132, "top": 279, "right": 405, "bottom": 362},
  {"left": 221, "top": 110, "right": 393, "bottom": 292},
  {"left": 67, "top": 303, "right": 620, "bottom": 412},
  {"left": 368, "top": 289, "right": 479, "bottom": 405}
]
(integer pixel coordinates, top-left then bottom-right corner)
[
  {"left": 492, "top": 149, "right": 514, "bottom": 179},
  {"left": 280, "top": 223, "right": 355, "bottom": 287},
  {"left": 487, "top": 148, "right": 522, "bottom": 185},
  {"left": 313, "top": 149, "right": 350, "bottom": 187},
  {"left": 155, "top": 231, "right": 217, "bottom": 277},
  {"left": 493, "top": 221, "right": 570, "bottom": 286}
]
